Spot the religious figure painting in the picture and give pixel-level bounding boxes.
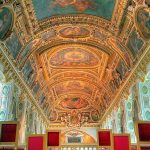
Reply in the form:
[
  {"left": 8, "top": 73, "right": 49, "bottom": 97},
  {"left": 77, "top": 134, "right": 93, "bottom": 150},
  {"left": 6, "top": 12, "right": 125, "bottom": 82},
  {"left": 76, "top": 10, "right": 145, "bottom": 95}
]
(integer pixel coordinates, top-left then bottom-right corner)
[
  {"left": 127, "top": 31, "right": 144, "bottom": 57},
  {"left": 22, "top": 60, "right": 33, "bottom": 81},
  {"left": 116, "top": 61, "right": 128, "bottom": 80},
  {"left": 60, "top": 97, "right": 89, "bottom": 109},
  {"left": 32, "top": 82, "right": 40, "bottom": 94},
  {"left": 5, "top": 32, "right": 22, "bottom": 59},
  {"left": 91, "top": 110, "right": 99, "bottom": 121},
  {"left": 32, "top": 0, "right": 116, "bottom": 20},
  {"left": 0, "top": 7, "right": 13, "bottom": 40},
  {"left": 59, "top": 26, "right": 90, "bottom": 38},
  {"left": 55, "top": 81, "right": 93, "bottom": 96},
  {"left": 49, "top": 110, "right": 57, "bottom": 121},
  {"left": 18, "top": 38, "right": 41, "bottom": 62},
  {"left": 135, "top": 7, "right": 150, "bottom": 40},
  {"left": 50, "top": 47, "right": 99, "bottom": 68},
  {"left": 40, "top": 29, "right": 56, "bottom": 41}
]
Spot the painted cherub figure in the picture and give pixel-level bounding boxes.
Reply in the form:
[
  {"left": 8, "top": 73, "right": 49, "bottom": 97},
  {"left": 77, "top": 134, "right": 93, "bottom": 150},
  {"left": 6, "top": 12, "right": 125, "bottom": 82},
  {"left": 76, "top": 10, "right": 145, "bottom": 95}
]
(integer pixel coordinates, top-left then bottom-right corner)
[{"left": 49, "top": 0, "right": 96, "bottom": 12}]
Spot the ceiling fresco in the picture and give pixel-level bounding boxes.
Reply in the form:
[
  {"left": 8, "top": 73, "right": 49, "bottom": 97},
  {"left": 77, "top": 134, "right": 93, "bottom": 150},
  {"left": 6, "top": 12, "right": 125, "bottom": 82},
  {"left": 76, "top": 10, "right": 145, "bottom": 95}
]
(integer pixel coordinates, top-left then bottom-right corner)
[
  {"left": 54, "top": 80, "right": 93, "bottom": 96},
  {"left": 59, "top": 96, "right": 89, "bottom": 110},
  {"left": 135, "top": 7, "right": 150, "bottom": 40},
  {"left": 127, "top": 30, "right": 144, "bottom": 57},
  {"left": 15, "top": 35, "right": 132, "bottom": 127},
  {"left": 5, "top": 31, "right": 22, "bottom": 59},
  {"left": 1, "top": 0, "right": 149, "bottom": 128},
  {"left": 59, "top": 26, "right": 90, "bottom": 38},
  {"left": 49, "top": 47, "right": 100, "bottom": 68},
  {"left": 0, "top": 6, "right": 13, "bottom": 40},
  {"left": 32, "top": 0, "right": 116, "bottom": 20}
]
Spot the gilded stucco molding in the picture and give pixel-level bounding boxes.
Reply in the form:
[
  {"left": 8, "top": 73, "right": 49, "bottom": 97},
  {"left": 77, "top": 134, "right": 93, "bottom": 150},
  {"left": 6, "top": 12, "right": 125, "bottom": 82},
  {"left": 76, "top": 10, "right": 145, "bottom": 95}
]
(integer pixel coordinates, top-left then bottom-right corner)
[
  {"left": 111, "top": 0, "right": 129, "bottom": 31},
  {"left": 18, "top": 0, "right": 36, "bottom": 35}
]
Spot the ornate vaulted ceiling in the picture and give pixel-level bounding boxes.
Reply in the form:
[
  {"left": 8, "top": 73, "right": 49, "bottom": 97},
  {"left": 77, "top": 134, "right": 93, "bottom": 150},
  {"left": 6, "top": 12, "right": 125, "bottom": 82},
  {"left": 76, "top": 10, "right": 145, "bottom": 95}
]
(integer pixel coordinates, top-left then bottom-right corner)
[{"left": 0, "top": 0, "right": 149, "bottom": 127}]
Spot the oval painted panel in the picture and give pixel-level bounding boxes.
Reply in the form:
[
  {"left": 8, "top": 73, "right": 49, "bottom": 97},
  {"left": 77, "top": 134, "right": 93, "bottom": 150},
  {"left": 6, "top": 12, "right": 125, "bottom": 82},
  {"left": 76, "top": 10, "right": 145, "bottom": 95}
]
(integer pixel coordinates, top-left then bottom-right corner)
[
  {"left": 2, "top": 86, "right": 9, "bottom": 96},
  {"left": 91, "top": 110, "right": 99, "bottom": 121},
  {"left": 0, "top": 7, "right": 13, "bottom": 40},
  {"left": 60, "top": 97, "right": 89, "bottom": 109},
  {"left": 135, "top": 7, "right": 150, "bottom": 40},
  {"left": 142, "top": 86, "right": 148, "bottom": 94},
  {"left": 50, "top": 48, "right": 99, "bottom": 67},
  {"left": 49, "top": 110, "right": 57, "bottom": 121},
  {"left": 59, "top": 27, "right": 90, "bottom": 38},
  {"left": 127, "top": 102, "right": 132, "bottom": 110}
]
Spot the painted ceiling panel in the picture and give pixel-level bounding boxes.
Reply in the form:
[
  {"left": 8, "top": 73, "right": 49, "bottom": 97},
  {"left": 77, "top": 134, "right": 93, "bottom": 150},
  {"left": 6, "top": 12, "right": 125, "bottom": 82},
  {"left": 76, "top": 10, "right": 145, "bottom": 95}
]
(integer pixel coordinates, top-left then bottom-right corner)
[
  {"left": 32, "top": 0, "right": 116, "bottom": 20},
  {"left": 0, "top": 7, "right": 13, "bottom": 40},
  {"left": 49, "top": 47, "right": 100, "bottom": 68},
  {"left": 2, "top": 0, "right": 149, "bottom": 128},
  {"left": 135, "top": 7, "right": 150, "bottom": 40},
  {"left": 54, "top": 80, "right": 93, "bottom": 96},
  {"left": 59, "top": 96, "right": 89, "bottom": 110}
]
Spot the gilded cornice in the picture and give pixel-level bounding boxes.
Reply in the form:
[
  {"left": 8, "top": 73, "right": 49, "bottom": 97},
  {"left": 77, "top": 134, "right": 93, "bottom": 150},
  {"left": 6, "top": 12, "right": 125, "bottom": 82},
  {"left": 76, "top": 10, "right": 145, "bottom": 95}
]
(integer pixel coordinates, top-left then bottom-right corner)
[{"left": 48, "top": 123, "right": 100, "bottom": 129}]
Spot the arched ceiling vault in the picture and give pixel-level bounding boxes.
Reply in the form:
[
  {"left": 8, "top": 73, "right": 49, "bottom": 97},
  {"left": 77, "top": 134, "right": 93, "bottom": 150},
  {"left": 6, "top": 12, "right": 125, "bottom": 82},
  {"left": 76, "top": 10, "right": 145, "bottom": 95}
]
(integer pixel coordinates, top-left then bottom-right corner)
[{"left": 1, "top": 0, "right": 149, "bottom": 127}]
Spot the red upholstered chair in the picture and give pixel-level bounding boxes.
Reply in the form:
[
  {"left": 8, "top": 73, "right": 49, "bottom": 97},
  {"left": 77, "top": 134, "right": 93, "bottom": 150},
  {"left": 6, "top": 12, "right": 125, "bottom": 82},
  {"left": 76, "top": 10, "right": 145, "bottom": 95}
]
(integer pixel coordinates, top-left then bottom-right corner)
[
  {"left": 26, "top": 134, "right": 46, "bottom": 150},
  {"left": 135, "top": 121, "right": 150, "bottom": 150},
  {"left": 0, "top": 121, "right": 19, "bottom": 149},
  {"left": 46, "top": 130, "right": 60, "bottom": 149},
  {"left": 113, "top": 134, "right": 131, "bottom": 150},
  {"left": 98, "top": 130, "right": 113, "bottom": 150}
]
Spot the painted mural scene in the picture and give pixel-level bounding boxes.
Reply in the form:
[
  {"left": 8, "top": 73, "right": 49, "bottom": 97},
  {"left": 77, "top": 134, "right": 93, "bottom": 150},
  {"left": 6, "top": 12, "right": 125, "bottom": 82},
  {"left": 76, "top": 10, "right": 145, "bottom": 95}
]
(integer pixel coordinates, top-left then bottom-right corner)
[
  {"left": 32, "top": 0, "right": 116, "bottom": 20},
  {"left": 0, "top": 0, "right": 150, "bottom": 150},
  {"left": 0, "top": 7, "right": 13, "bottom": 40}
]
